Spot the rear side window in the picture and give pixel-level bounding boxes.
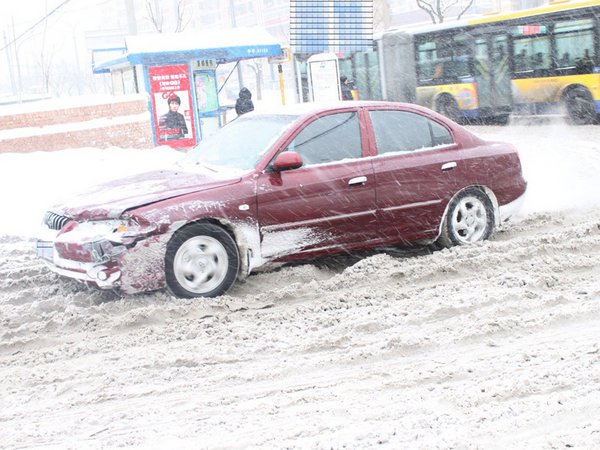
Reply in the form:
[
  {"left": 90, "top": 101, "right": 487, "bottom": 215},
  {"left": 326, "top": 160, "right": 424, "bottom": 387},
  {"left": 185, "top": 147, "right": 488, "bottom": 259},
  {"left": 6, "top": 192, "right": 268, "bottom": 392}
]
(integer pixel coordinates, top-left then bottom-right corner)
[
  {"left": 286, "top": 112, "right": 362, "bottom": 165},
  {"left": 369, "top": 110, "right": 453, "bottom": 154}
]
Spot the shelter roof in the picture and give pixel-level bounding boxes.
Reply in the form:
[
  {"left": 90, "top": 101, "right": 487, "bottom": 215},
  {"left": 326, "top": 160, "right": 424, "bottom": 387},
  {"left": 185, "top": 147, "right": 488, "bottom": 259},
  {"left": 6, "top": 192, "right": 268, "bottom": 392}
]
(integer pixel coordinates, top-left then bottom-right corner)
[{"left": 93, "top": 27, "right": 281, "bottom": 73}]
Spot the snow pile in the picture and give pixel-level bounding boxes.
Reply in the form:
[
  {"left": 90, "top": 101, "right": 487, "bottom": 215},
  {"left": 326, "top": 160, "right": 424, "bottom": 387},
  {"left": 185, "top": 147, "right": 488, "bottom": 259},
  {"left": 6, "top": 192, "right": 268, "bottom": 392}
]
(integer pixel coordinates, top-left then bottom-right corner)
[
  {"left": 0, "top": 146, "right": 181, "bottom": 236},
  {"left": 469, "top": 121, "right": 600, "bottom": 214}
]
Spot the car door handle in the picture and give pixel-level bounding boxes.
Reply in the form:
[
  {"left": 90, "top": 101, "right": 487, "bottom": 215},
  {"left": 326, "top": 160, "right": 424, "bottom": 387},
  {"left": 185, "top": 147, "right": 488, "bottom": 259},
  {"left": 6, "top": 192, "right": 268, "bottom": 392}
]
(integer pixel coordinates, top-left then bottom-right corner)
[
  {"left": 441, "top": 162, "right": 457, "bottom": 172},
  {"left": 348, "top": 176, "right": 368, "bottom": 186}
]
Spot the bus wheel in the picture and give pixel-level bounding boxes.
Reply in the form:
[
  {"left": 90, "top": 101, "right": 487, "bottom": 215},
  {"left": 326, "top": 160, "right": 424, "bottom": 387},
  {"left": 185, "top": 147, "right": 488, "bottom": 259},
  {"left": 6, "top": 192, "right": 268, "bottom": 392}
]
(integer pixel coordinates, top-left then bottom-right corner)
[
  {"left": 493, "top": 114, "right": 510, "bottom": 126},
  {"left": 564, "top": 87, "right": 597, "bottom": 125},
  {"left": 436, "top": 95, "right": 461, "bottom": 123}
]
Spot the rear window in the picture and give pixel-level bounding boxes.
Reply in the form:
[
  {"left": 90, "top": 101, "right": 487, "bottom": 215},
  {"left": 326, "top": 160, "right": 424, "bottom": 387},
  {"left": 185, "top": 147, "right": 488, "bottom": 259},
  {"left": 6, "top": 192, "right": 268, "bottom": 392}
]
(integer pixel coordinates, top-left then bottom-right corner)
[{"left": 369, "top": 110, "right": 453, "bottom": 154}]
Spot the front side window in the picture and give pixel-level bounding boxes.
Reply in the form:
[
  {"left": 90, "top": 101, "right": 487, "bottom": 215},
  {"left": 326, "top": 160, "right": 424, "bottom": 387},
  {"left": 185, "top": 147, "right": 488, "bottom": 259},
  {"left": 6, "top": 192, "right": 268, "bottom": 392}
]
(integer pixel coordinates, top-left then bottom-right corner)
[
  {"left": 285, "top": 112, "right": 362, "bottom": 165},
  {"left": 369, "top": 110, "right": 453, "bottom": 154}
]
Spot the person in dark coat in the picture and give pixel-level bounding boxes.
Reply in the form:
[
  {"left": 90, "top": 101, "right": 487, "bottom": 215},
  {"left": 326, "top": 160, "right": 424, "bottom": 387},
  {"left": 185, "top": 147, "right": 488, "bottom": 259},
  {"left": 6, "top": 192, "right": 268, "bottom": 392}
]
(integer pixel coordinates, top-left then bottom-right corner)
[
  {"left": 235, "top": 87, "right": 254, "bottom": 115},
  {"left": 340, "top": 75, "right": 353, "bottom": 101},
  {"left": 158, "top": 94, "right": 188, "bottom": 141}
]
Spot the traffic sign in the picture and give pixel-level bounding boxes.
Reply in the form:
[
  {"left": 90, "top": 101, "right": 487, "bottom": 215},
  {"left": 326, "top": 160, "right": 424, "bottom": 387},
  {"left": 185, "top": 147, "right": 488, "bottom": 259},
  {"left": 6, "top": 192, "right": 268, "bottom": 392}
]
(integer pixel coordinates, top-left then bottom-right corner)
[{"left": 268, "top": 47, "right": 291, "bottom": 64}]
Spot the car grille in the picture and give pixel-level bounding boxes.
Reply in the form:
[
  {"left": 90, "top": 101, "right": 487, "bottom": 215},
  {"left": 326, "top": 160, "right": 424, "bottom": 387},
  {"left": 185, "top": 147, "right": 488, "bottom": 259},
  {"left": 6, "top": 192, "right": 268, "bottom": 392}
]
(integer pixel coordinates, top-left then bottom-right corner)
[{"left": 43, "top": 211, "right": 71, "bottom": 230}]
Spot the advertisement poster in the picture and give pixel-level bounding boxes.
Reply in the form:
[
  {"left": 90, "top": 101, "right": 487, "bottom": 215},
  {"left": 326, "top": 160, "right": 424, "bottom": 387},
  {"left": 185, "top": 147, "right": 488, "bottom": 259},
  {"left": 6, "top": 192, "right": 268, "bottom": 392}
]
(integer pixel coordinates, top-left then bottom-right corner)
[
  {"left": 149, "top": 65, "right": 196, "bottom": 148},
  {"left": 194, "top": 71, "right": 219, "bottom": 113}
]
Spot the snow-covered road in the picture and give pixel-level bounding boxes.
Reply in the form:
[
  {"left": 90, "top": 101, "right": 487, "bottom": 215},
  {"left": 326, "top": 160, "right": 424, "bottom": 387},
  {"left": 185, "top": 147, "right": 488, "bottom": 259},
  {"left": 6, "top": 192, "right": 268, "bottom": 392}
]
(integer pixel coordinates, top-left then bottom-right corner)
[{"left": 1, "top": 121, "right": 599, "bottom": 448}]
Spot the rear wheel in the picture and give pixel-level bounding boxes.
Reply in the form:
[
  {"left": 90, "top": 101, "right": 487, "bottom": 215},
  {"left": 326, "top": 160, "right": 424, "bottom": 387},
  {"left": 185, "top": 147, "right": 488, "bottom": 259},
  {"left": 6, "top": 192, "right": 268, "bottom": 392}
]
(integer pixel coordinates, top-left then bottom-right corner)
[
  {"left": 492, "top": 114, "right": 510, "bottom": 126},
  {"left": 564, "top": 87, "right": 597, "bottom": 125},
  {"left": 437, "top": 189, "right": 495, "bottom": 248},
  {"left": 436, "top": 94, "right": 461, "bottom": 123},
  {"left": 165, "top": 223, "right": 240, "bottom": 298}
]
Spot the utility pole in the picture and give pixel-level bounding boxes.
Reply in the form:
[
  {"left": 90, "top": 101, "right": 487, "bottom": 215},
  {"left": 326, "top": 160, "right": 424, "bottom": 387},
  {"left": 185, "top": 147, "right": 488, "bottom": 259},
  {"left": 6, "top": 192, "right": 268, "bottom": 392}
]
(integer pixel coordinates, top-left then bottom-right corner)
[
  {"left": 229, "top": 0, "right": 244, "bottom": 88},
  {"left": 125, "top": 0, "right": 138, "bottom": 35},
  {"left": 11, "top": 17, "right": 22, "bottom": 101}
]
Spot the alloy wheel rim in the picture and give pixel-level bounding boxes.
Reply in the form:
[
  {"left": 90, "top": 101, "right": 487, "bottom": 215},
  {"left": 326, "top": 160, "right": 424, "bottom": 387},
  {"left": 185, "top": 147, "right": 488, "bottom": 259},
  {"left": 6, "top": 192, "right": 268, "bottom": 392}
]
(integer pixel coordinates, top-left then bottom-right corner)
[
  {"left": 451, "top": 196, "right": 488, "bottom": 244},
  {"left": 173, "top": 236, "right": 229, "bottom": 294}
]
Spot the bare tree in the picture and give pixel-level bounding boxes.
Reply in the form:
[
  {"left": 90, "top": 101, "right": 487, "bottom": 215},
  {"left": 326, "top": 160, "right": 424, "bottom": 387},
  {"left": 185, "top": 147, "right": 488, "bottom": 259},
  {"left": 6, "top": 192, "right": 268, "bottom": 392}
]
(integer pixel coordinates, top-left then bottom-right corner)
[
  {"left": 416, "top": 0, "right": 474, "bottom": 24},
  {"left": 145, "top": 0, "right": 192, "bottom": 33},
  {"left": 37, "top": 9, "right": 54, "bottom": 95},
  {"left": 145, "top": 0, "right": 164, "bottom": 33}
]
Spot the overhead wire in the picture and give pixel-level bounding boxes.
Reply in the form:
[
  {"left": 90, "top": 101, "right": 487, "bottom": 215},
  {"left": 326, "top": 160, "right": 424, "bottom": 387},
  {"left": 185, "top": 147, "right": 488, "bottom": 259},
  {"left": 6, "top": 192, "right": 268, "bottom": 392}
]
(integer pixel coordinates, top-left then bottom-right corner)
[{"left": 0, "top": 0, "right": 72, "bottom": 52}]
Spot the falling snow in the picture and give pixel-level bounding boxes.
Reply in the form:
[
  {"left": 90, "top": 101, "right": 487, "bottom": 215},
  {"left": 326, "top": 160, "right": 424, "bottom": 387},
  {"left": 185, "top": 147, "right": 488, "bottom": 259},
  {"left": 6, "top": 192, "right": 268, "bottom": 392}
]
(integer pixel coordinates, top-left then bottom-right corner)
[{"left": 0, "top": 119, "right": 599, "bottom": 447}]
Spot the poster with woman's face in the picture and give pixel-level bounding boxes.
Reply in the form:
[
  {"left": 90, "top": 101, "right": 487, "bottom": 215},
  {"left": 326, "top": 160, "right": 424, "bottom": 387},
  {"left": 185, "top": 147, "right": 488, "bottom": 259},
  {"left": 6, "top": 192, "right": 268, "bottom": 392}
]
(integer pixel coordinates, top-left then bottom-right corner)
[{"left": 148, "top": 65, "right": 196, "bottom": 148}]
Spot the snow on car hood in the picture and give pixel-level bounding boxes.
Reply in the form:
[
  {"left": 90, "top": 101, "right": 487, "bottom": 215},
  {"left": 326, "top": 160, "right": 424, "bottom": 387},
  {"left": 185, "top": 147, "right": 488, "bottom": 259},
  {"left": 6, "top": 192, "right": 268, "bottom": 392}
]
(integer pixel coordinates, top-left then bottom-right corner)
[{"left": 53, "top": 169, "right": 241, "bottom": 220}]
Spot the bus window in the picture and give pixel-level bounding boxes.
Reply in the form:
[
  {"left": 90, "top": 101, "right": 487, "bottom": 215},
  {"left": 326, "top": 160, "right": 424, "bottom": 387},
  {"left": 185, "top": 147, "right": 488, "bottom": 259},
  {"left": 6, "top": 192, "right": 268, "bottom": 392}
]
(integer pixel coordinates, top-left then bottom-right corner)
[
  {"left": 512, "top": 30, "right": 551, "bottom": 75},
  {"left": 417, "top": 41, "right": 436, "bottom": 83},
  {"left": 451, "top": 33, "right": 472, "bottom": 79},
  {"left": 555, "top": 19, "right": 594, "bottom": 71},
  {"left": 514, "top": 47, "right": 530, "bottom": 72},
  {"left": 416, "top": 34, "right": 471, "bottom": 85}
]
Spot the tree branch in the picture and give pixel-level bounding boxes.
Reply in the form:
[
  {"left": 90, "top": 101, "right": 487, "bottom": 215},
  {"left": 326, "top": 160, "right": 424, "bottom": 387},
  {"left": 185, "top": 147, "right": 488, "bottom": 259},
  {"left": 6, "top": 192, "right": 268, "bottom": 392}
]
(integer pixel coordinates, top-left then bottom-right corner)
[
  {"left": 145, "top": 0, "right": 164, "bottom": 33},
  {"left": 415, "top": 0, "right": 473, "bottom": 24},
  {"left": 416, "top": 0, "right": 438, "bottom": 24},
  {"left": 457, "top": 0, "right": 474, "bottom": 20}
]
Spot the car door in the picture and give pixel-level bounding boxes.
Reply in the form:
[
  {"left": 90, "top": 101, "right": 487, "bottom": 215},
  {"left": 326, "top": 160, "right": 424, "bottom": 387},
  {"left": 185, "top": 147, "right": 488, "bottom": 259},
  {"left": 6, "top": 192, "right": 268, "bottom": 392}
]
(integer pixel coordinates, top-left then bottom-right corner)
[
  {"left": 367, "top": 108, "right": 460, "bottom": 242},
  {"left": 256, "top": 110, "right": 377, "bottom": 259}
]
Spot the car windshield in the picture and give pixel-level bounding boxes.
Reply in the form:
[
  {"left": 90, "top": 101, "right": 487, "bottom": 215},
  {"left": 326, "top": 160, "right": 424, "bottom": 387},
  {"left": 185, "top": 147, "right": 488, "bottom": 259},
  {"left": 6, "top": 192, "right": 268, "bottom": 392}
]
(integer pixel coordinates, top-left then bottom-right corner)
[{"left": 180, "top": 114, "right": 299, "bottom": 173}]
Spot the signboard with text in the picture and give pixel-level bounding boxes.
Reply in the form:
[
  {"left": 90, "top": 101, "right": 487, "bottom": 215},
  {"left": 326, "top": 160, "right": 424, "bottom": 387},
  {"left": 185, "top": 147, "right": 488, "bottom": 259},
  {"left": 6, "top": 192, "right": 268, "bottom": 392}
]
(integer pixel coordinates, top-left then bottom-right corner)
[
  {"left": 307, "top": 53, "right": 341, "bottom": 102},
  {"left": 149, "top": 65, "right": 196, "bottom": 148}
]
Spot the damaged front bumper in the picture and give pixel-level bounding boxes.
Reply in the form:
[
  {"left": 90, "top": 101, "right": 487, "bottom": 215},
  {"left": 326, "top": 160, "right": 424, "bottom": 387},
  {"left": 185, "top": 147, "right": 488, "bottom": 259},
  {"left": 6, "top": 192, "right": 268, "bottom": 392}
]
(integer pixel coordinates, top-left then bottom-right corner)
[
  {"left": 36, "top": 219, "right": 168, "bottom": 294},
  {"left": 36, "top": 237, "right": 127, "bottom": 290}
]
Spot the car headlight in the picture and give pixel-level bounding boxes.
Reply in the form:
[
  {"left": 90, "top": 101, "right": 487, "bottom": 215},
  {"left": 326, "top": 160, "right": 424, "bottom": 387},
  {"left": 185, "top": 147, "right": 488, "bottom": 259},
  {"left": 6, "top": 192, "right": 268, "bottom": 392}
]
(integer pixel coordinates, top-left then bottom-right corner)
[
  {"left": 107, "top": 219, "right": 157, "bottom": 244},
  {"left": 58, "top": 219, "right": 156, "bottom": 244}
]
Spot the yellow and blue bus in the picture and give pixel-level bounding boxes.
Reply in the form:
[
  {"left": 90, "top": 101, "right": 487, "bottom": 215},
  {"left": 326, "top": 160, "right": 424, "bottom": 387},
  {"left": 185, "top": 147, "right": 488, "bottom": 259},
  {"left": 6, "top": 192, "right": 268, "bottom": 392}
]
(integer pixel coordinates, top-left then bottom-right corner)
[{"left": 377, "top": 0, "right": 600, "bottom": 124}]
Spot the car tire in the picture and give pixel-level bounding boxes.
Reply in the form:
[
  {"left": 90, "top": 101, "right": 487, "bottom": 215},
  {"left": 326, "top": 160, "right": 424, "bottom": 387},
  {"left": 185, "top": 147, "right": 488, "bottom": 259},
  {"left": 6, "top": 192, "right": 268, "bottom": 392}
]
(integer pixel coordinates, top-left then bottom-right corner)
[
  {"left": 165, "top": 223, "right": 240, "bottom": 298},
  {"left": 564, "top": 87, "right": 597, "bottom": 125},
  {"left": 436, "top": 94, "right": 461, "bottom": 123},
  {"left": 437, "top": 188, "right": 495, "bottom": 248}
]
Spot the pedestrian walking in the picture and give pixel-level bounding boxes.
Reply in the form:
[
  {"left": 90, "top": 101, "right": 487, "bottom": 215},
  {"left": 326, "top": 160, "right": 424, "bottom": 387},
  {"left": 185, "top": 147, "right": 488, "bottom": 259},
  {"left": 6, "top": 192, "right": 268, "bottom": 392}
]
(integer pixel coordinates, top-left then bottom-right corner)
[{"left": 235, "top": 87, "right": 254, "bottom": 115}]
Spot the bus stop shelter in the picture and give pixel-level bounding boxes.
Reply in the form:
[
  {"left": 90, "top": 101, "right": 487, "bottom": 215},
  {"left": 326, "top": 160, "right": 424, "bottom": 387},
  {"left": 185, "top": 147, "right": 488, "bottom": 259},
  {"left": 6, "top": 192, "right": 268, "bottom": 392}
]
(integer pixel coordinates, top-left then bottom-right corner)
[{"left": 93, "top": 27, "right": 282, "bottom": 148}]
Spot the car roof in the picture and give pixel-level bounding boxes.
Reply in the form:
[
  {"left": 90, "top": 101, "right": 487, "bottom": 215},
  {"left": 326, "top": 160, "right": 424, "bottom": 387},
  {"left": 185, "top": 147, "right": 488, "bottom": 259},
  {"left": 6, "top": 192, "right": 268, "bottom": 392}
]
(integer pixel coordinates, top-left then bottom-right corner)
[{"left": 251, "top": 101, "right": 419, "bottom": 118}]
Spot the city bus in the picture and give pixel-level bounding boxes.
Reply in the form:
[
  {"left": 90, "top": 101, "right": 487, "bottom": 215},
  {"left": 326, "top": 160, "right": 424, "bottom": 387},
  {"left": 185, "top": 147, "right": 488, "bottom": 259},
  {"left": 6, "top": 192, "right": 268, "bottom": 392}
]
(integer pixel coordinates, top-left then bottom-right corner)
[{"left": 378, "top": 0, "right": 600, "bottom": 124}]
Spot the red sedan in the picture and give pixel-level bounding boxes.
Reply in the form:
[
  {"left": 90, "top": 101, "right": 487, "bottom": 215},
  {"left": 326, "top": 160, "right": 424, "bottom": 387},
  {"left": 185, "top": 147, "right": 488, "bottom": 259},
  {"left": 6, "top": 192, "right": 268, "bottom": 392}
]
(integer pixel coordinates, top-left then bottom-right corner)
[{"left": 36, "top": 102, "right": 527, "bottom": 298}]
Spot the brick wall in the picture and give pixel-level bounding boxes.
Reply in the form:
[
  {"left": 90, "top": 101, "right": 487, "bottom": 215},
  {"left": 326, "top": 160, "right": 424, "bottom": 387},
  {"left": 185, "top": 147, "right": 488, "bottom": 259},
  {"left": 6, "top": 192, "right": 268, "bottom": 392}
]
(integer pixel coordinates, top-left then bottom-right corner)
[
  {"left": 0, "top": 121, "right": 154, "bottom": 153},
  {"left": 0, "top": 96, "right": 155, "bottom": 153},
  {"left": 0, "top": 99, "right": 150, "bottom": 131}
]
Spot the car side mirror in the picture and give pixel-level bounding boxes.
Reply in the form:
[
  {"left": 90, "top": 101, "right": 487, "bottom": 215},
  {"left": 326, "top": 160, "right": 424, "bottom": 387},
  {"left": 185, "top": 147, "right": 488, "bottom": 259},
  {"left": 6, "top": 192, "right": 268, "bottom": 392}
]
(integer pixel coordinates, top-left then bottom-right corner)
[{"left": 272, "top": 151, "right": 303, "bottom": 172}]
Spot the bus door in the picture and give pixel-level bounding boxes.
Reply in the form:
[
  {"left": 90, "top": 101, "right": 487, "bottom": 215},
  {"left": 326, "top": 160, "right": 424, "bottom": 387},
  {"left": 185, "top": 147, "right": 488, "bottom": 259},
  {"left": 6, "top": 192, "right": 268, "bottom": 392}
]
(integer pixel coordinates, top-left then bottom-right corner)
[{"left": 474, "top": 34, "right": 512, "bottom": 120}]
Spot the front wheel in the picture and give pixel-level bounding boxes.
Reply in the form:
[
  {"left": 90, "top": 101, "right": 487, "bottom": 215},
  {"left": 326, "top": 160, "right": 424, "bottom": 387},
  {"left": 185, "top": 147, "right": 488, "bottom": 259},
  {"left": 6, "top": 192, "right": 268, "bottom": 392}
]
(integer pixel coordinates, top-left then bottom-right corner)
[
  {"left": 437, "top": 189, "right": 495, "bottom": 248},
  {"left": 165, "top": 223, "right": 240, "bottom": 298}
]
